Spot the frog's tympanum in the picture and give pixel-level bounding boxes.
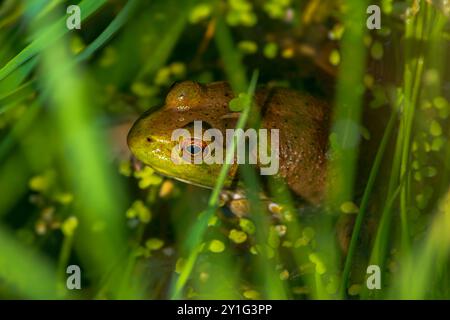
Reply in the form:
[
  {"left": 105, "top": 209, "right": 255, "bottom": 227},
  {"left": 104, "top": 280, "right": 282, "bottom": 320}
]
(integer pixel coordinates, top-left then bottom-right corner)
[{"left": 128, "top": 81, "right": 330, "bottom": 204}]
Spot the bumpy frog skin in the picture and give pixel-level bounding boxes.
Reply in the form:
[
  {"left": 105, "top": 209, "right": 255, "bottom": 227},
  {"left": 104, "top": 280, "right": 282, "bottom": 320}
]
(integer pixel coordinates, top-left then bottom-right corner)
[{"left": 127, "top": 81, "right": 330, "bottom": 204}]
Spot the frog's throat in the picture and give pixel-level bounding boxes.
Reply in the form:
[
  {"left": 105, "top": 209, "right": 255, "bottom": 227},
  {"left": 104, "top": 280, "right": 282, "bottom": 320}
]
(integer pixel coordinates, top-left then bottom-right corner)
[
  {"left": 170, "top": 176, "right": 214, "bottom": 189},
  {"left": 144, "top": 161, "right": 239, "bottom": 191}
]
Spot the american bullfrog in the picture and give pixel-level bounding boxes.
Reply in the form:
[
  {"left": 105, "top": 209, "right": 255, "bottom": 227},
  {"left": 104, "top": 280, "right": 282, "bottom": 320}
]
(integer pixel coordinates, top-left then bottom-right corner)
[{"left": 127, "top": 81, "right": 330, "bottom": 205}]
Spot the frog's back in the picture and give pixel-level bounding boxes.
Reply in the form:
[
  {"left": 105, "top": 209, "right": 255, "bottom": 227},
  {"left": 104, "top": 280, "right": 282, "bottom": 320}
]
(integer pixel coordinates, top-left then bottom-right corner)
[{"left": 258, "top": 87, "right": 330, "bottom": 204}]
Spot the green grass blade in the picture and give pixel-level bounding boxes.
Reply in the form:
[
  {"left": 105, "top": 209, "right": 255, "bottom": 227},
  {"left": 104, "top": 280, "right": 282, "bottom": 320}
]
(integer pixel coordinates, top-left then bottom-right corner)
[
  {"left": 0, "top": 226, "right": 58, "bottom": 299},
  {"left": 0, "top": 0, "right": 107, "bottom": 82},
  {"left": 76, "top": 0, "right": 141, "bottom": 63},
  {"left": 340, "top": 109, "right": 397, "bottom": 297},
  {"left": 392, "top": 187, "right": 450, "bottom": 299},
  {"left": 169, "top": 71, "right": 259, "bottom": 299},
  {"left": 136, "top": 0, "right": 198, "bottom": 80},
  {"left": 327, "top": 0, "right": 369, "bottom": 207},
  {"left": 214, "top": 16, "right": 248, "bottom": 93}
]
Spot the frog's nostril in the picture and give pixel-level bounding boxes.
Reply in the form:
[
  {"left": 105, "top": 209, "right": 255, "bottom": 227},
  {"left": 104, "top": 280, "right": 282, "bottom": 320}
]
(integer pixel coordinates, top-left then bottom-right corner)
[{"left": 146, "top": 137, "right": 152, "bottom": 143}]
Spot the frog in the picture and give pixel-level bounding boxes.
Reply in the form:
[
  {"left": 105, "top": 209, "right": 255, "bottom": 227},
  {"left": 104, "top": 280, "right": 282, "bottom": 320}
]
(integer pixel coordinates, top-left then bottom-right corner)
[{"left": 127, "top": 80, "right": 330, "bottom": 208}]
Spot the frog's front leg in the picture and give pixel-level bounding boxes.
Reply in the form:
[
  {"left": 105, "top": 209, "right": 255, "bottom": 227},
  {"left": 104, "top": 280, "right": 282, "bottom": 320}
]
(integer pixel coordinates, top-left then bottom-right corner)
[
  {"left": 219, "top": 190, "right": 248, "bottom": 217},
  {"left": 219, "top": 190, "right": 284, "bottom": 218}
]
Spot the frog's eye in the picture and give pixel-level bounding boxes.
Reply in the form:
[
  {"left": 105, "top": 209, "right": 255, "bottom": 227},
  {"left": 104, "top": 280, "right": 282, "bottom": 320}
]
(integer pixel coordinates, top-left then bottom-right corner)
[
  {"left": 185, "top": 143, "right": 202, "bottom": 155},
  {"left": 166, "top": 81, "right": 205, "bottom": 109},
  {"left": 181, "top": 138, "right": 206, "bottom": 155}
]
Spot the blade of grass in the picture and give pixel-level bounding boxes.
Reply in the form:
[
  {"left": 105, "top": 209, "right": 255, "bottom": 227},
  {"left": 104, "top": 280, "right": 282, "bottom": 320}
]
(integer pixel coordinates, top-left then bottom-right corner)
[
  {"left": 339, "top": 108, "right": 397, "bottom": 297},
  {"left": 1, "top": 0, "right": 140, "bottom": 160},
  {"left": 215, "top": 15, "right": 286, "bottom": 297},
  {"left": 39, "top": 31, "right": 138, "bottom": 298},
  {"left": 136, "top": 0, "right": 198, "bottom": 80},
  {"left": 0, "top": 81, "right": 35, "bottom": 114},
  {"left": 368, "top": 92, "right": 405, "bottom": 276},
  {"left": 327, "top": 0, "right": 369, "bottom": 209},
  {"left": 0, "top": 0, "right": 107, "bottom": 82},
  {"left": 392, "top": 186, "right": 450, "bottom": 299},
  {"left": 169, "top": 71, "right": 259, "bottom": 299},
  {"left": 0, "top": 100, "right": 40, "bottom": 161},
  {"left": 240, "top": 164, "right": 289, "bottom": 299},
  {"left": 324, "top": 0, "right": 368, "bottom": 298},
  {"left": 267, "top": 177, "right": 330, "bottom": 299},
  {"left": 0, "top": 226, "right": 58, "bottom": 299},
  {"left": 398, "top": 0, "right": 428, "bottom": 255},
  {"left": 0, "top": 154, "right": 31, "bottom": 218},
  {"left": 0, "top": 57, "right": 37, "bottom": 95},
  {"left": 213, "top": 15, "right": 248, "bottom": 92},
  {"left": 76, "top": 0, "right": 140, "bottom": 63}
]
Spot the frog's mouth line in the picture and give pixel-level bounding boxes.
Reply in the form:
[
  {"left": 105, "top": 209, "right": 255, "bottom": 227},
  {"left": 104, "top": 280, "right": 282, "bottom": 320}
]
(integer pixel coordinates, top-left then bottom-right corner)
[
  {"left": 144, "top": 149, "right": 215, "bottom": 190},
  {"left": 142, "top": 148, "right": 243, "bottom": 191},
  {"left": 169, "top": 176, "right": 214, "bottom": 190}
]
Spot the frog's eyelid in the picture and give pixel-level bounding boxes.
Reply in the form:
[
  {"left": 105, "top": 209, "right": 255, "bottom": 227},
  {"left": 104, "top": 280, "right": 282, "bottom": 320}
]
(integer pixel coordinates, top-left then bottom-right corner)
[
  {"left": 182, "top": 121, "right": 213, "bottom": 130},
  {"left": 181, "top": 138, "right": 205, "bottom": 149},
  {"left": 168, "top": 81, "right": 181, "bottom": 91}
]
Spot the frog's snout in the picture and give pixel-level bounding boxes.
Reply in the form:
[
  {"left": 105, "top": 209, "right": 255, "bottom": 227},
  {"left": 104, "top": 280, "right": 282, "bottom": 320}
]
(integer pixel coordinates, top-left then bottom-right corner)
[
  {"left": 127, "top": 119, "right": 146, "bottom": 160},
  {"left": 127, "top": 113, "right": 166, "bottom": 167}
]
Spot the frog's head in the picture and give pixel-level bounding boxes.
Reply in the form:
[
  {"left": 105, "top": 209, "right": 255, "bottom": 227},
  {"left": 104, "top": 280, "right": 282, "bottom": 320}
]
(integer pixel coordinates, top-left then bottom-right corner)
[{"left": 127, "top": 81, "right": 239, "bottom": 188}]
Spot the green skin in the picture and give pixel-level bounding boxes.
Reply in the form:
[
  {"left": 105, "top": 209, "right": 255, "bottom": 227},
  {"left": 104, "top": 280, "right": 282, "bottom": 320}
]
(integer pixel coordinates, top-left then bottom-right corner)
[{"left": 127, "top": 81, "right": 330, "bottom": 204}]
